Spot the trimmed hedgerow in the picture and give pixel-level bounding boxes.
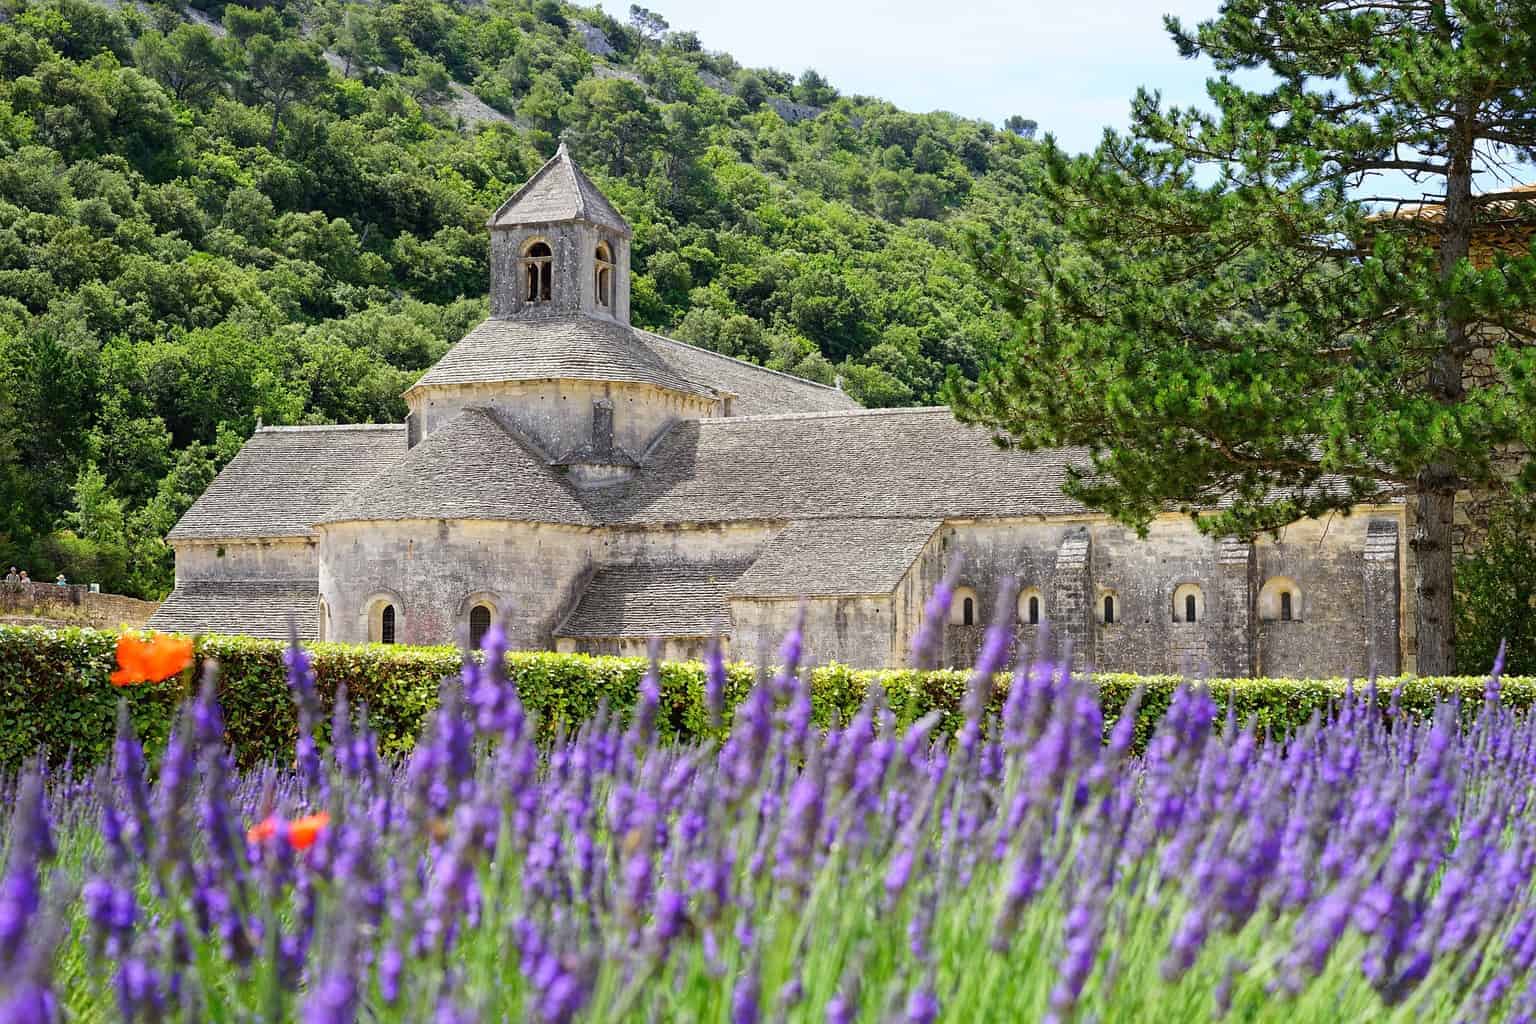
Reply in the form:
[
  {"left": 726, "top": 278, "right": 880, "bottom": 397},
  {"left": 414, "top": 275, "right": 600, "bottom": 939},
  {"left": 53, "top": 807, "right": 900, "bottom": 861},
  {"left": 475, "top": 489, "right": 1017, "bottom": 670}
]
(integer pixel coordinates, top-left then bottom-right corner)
[{"left": 0, "top": 625, "right": 1528, "bottom": 770}]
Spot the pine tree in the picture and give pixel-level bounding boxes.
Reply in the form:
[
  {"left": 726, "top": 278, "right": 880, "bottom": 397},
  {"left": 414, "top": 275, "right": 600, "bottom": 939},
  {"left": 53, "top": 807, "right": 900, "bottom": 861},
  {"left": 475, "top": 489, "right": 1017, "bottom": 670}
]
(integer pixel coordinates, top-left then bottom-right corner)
[{"left": 952, "top": 0, "right": 1536, "bottom": 673}]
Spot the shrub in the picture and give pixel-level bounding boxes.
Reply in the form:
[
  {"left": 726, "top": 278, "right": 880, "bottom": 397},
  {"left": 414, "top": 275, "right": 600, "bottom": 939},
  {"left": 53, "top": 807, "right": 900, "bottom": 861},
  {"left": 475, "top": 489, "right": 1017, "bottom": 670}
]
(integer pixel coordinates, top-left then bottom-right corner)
[{"left": 0, "top": 625, "right": 1527, "bottom": 770}]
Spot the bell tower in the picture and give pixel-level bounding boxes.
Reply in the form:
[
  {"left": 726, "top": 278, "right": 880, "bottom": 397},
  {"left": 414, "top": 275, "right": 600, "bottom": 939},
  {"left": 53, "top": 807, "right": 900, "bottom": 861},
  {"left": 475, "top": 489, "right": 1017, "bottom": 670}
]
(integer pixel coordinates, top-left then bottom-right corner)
[{"left": 487, "top": 142, "right": 633, "bottom": 323}]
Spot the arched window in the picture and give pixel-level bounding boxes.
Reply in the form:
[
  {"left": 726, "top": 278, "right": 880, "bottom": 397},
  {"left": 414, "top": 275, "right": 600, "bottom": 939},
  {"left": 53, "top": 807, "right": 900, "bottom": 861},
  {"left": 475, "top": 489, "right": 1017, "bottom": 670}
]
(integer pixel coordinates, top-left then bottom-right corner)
[
  {"left": 1103, "top": 594, "right": 1116, "bottom": 624},
  {"left": 469, "top": 604, "right": 492, "bottom": 649},
  {"left": 1017, "top": 587, "right": 1044, "bottom": 626},
  {"left": 1258, "top": 576, "right": 1301, "bottom": 622},
  {"left": 594, "top": 241, "right": 613, "bottom": 308},
  {"left": 1172, "top": 583, "right": 1204, "bottom": 624},
  {"left": 949, "top": 587, "right": 979, "bottom": 626},
  {"left": 380, "top": 605, "right": 397, "bottom": 644},
  {"left": 523, "top": 240, "right": 552, "bottom": 303}
]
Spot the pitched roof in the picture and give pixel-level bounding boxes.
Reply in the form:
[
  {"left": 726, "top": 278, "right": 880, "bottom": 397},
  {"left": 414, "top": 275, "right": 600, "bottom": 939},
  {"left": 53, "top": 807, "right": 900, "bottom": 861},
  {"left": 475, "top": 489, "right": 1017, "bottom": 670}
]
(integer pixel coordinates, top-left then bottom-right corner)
[
  {"left": 167, "top": 425, "right": 406, "bottom": 540},
  {"left": 489, "top": 143, "right": 631, "bottom": 236},
  {"left": 590, "top": 407, "right": 1097, "bottom": 526},
  {"left": 148, "top": 580, "right": 318, "bottom": 640},
  {"left": 556, "top": 561, "right": 752, "bottom": 638},
  {"left": 731, "top": 519, "right": 941, "bottom": 598},
  {"left": 633, "top": 328, "right": 860, "bottom": 416},
  {"left": 320, "top": 408, "right": 595, "bottom": 526},
  {"left": 408, "top": 314, "right": 718, "bottom": 398}
]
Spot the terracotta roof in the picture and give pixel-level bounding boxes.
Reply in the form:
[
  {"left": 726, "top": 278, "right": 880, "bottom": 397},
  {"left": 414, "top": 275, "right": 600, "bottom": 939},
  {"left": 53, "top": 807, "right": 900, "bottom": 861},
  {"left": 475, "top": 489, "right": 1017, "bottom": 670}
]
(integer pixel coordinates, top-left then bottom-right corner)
[
  {"left": 731, "top": 519, "right": 941, "bottom": 598},
  {"left": 1371, "top": 182, "right": 1536, "bottom": 222},
  {"left": 488, "top": 143, "right": 631, "bottom": 236},
  {"left": 633, "top": 328, "right": 860, "bottom": 416},
  {"left": 320, "top": 408, "right": 595, "bottom": 526},
  {"left": 556, "top": 561, "right": 752, "bottom": 638},
  {"left": 149, "top": 580, "right": 318, "bottom": 640},
  {"left": 408, "top": 314, "right": 718, "bottom": 398},
  {"left": 167, "top": 425, "right": 406, "bottom": 540},
  {"left": 590, "top": 408, "right": 1097, "bottom": 526}
]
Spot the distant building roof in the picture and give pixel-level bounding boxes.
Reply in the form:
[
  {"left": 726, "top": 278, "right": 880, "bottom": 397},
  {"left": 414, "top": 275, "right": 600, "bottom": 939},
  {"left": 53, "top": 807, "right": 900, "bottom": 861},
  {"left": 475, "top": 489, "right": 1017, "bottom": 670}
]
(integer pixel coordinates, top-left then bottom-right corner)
[
  {"left": 321, "top": 408, "right": 595, "bottom": 526},
  {"left": 590, "top": 407, "right": 1097, "bottom": 526},
  {"left": 731, "top": 519, "right": 941, "bottom": 598},
  {"left": 555, "top": 560, "right": 753, "bottom": 638},
  {"left": 149, "top": 580, "right": 318, "bottom": 640},
  {"left": 488, "top": 143, "right": 631, "bottom": 236},
  {"left": 167, "top": 425, "right": 406, "bottom": 541}
]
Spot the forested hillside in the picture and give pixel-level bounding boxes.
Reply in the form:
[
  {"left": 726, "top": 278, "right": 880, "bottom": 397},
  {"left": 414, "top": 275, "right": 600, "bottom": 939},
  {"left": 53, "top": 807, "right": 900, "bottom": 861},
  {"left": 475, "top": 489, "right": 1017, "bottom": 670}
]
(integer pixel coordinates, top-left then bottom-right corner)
[{"left": 0, "top": 0, "right": 1046, "bottom": 597}]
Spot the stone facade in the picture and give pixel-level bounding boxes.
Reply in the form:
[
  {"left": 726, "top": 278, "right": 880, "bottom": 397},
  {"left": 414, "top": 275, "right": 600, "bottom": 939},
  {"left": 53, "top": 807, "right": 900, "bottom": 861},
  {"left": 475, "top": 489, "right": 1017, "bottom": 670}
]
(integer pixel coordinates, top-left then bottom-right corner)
[{"left": 152, "top": 148, "right": 1408, "bottom": 674}]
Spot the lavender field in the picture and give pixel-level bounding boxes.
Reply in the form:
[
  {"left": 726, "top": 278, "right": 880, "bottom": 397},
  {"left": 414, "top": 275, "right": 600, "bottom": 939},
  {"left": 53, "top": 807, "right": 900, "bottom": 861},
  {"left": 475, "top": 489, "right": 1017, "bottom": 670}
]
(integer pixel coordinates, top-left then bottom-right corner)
[{"left": 3, "top": 611, "right": 1535, "bottom": 1023}]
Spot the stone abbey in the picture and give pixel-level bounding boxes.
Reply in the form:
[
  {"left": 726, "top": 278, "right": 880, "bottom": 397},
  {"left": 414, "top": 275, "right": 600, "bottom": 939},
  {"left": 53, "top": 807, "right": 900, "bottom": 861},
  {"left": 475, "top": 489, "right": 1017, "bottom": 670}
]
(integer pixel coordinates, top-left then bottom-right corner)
[{"left": 152, "top": 146, "right": 1405, "bottom": 674}]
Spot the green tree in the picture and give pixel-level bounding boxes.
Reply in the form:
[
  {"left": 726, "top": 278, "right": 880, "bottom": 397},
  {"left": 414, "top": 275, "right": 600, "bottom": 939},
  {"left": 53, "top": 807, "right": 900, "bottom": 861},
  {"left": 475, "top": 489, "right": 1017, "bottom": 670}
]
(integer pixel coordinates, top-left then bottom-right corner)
[
  {"left": 244, "top": 34, "right": 329, "bottom": 146},
  {"left": 1457, "top": 500, "right": 1536, "bottom": 675},
  {"left": 951, "top": 1, "right": 1536, "bottom": 673},
  {"left": 563, "top": 77, "right": 658, "bottom": 177},
  {"left": 133, "top": 24, "right": 229, "bottom": 106},
  {"left": 332, "top": 7, "right": 380, "bottom": 78}
]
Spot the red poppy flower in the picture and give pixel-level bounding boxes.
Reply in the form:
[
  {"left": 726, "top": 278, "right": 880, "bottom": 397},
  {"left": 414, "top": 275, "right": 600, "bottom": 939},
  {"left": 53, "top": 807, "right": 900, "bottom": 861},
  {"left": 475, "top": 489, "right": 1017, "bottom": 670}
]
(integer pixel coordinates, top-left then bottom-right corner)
[
  {"left": 110, "top": 632, "right": 194, "bottom": 686},
  {"left": 247, "top": 811, "right": 330, "bottom": 851}
]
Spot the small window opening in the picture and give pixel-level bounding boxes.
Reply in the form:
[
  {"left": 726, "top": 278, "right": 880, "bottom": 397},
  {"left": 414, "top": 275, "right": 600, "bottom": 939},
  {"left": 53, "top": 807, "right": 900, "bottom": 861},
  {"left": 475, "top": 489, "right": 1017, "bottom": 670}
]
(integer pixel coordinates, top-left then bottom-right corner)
[
  {"left": 1184, "top": 594, "right": 1197, "bottom": 624},
  {"left": 962, "top": 597, "right": 975, "bottom": 626},
  {"left": 381, "top": 605, "right": 396, "bottom": 645},
  {"left": 1280, "top": 591, "right": 1293, "bottom": 622},
  {"left": 1103, "top": 595, "right": 1115, "bottom": 624},
  {"left": 594, "top": 242, "right": 613, "bottom": 308},
  {"left": 1028, "top": 595, "right": 1041, "bottom": 625},
  {"left": 523, "top": 241, "right": 552, "bottom": 303},
  {"left": 469, "top": 605, "right": 492, "bottom": 648}
]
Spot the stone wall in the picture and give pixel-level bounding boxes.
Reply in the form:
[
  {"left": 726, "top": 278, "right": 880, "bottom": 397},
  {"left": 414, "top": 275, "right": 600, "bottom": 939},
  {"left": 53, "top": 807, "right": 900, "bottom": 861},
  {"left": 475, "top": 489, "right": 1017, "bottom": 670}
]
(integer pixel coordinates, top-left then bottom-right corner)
[
  {"left": 317, "top": 519, "right": 598, "bottom": 648},
  {"left": 406, "top": 379, "right": 718, "bottom": 463},
  {"left": 175, "top": 539, "right": 317, "bottom": 583},
  {"left": 729, "top": 594, "right": 897, "bottom": 667},
  {"left": 489, "top": 219, "right": 631, "bottom": 323},
  {"left": 0, "top": 584, "right": 159, "bottom": 629},
  {"left": 890, "top": 512, "right": 1403, "bottom": 675}
]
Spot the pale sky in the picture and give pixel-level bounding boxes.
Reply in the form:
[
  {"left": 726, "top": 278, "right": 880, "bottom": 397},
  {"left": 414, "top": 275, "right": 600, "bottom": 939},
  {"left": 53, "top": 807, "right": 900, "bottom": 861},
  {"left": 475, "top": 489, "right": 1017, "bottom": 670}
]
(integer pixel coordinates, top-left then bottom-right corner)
[{"left": 600, "top": 0, "right": 1228, "bottom": 154}]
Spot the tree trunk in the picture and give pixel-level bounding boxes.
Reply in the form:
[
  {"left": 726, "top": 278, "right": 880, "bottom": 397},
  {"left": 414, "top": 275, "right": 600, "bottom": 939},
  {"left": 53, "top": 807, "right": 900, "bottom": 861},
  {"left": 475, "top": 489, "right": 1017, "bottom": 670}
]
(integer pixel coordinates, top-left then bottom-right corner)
[
  {"left": 1413, "top": 467, "right": 1458, "bottom": 675},
  {"left": 1415, "top": 100, "right": 1477, "bottom": 675}
]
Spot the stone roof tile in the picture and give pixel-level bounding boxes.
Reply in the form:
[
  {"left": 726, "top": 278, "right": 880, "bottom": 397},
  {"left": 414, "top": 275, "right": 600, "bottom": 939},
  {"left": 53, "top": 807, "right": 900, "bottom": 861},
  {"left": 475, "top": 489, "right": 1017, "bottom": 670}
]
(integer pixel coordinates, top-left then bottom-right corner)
[
  {"left": 409, "top": 314, "right": 716, "bottom": 397},
  {"left": 592, "top": 408, "right": 1097, "bottom": 525},
  {"left": 489, "top": 143, "right": 631, "bottom": 235},
  {"left": 632, "top": 328, "right": 860, "bottom": 416},
  {"left": 149, "top": 580, "right": 318, "bottom": 640},
  {"left": 731, "top": 519, "right": 941, "bottom": 598},
  {"left": 320, "top": 408, "right": 595, "bottom": 526},
  {"left": 167, "top": 425, "right": 406, "bottom": 540},
  {"left": 556, "top": 561, "right": 752, "bottom": 638}
]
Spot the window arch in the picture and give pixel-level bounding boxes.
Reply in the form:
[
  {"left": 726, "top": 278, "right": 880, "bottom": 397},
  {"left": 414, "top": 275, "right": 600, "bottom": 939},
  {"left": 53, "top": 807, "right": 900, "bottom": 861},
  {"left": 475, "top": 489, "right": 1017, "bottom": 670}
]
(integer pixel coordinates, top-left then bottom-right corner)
[
  {"left": 1259, "top": 576, "right": 1302, "bottom": 622},
  {"left": 1172, "top": 583, "right": 1204, "bottom": 624},
  {"left": 469, "top": 604, "right": 493, "bottom": 649},
  {"left": 1017, "top": 587, "right": 1044, "bottom": 626},
  {"left": 594, "top": 241, "right": 613, "bottom": 308},
  {"left": 522, "top": 240, "right": 552, "bottom": 303},
  {"left": 367, "top": 595, "right": 402, "bottom": 644},
  {"left": 1101, "top": 591, "right": 1117, "bottom": 625},
  {"left": 949, "top": 586, "right": 979, "bottom": 626}
]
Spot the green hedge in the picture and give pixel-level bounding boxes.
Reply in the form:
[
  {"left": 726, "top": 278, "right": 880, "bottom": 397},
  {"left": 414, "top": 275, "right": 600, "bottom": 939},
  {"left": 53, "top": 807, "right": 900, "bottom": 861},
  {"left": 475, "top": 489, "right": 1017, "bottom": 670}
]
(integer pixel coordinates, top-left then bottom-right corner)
[{"left": 0, "top": 626, "right": 1528, "bottom": 771}]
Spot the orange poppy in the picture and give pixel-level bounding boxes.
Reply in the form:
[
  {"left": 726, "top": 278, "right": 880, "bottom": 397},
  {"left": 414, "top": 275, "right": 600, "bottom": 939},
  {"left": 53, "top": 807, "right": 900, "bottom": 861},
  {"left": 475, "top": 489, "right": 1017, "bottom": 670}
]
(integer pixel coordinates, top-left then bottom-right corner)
[
  {"left": 110, "top": 632, "right": 195, "bottom": 686},
  {"left": 247, "top": 811, "right": 330, "bottom": 851}
]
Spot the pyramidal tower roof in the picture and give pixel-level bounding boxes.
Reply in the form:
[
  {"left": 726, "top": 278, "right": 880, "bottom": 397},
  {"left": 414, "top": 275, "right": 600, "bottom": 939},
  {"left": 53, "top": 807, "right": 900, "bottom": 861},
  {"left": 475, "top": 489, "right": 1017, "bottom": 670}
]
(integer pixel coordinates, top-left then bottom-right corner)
[{"left": 488, "top": 143, "right": 631, "bottom": 237}]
